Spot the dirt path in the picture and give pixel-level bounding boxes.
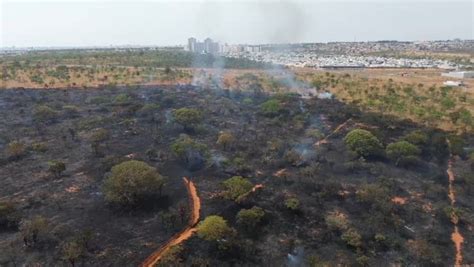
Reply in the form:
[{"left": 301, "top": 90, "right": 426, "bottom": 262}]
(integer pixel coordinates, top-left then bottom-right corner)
[
  {"left": 446, "top": 149, "right": 464, "bottom": 266},
  {"left": 140, "top": 177, "right": 201, "bottom": 267}
]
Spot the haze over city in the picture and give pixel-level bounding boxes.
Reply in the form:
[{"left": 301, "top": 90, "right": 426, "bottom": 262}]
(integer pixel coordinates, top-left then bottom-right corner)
[{"left": 1, "top": 0, "right": 473, "bottom": 47}]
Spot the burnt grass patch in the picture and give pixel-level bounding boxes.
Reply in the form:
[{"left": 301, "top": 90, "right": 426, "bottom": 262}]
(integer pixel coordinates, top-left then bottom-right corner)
[{"left": 0, "top": 85, "right": 473, "bottom": 266}]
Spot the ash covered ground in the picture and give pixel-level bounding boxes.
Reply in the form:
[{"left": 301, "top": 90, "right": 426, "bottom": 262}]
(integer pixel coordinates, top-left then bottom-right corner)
[{"left": 0, "top": 85, "right": 473, "bottom": 266}]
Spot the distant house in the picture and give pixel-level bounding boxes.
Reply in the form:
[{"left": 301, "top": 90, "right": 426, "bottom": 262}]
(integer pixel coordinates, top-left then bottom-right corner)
[
  {"left": 441, "top": 71, "right": 474, "bottom": 79},
  {"left": 443, "top": 81, "right": 463, "bottom": 87}
]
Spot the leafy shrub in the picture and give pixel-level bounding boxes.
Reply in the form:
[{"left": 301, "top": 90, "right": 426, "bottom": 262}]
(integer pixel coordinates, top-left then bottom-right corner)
[
  {"left": 397, "top": 155, "right": 423, "bottom": 168},
  {"left": 19, "top": 216, "right": 49, "bottom": 246},
  {"left": 284, "top": 197, "right": 300, "bottom": 211},
  {"left": 236, "top": 206, "right": 265, "bottom": 229},
  {"left": 48, "top": 160, "right": 66, "bottom": 178},
  {"left": 139, "top": 103, "right": 160, "bottom": 118},
  {"left": 306, "top": 129, "right": 324, "bottom": 139},
  {"left": 173, "top": 108, "right": 203, "bottom": 131},
  {"left": 344, "top": 129, "right": 383, "bottom": 157},
  {"left": 216, "top": 131, "right": 235, "bottom": 150},
  {"left": 61, "top": 240, "right": 84, "bottom": 266},
  {"left": 0, "top": 201, "right": 19, "bottom": 229},
  {"left": 31, "top": 142, "right": 48, "bottom": 152},
  {"left": 62, "top": 105, "right": 80, "bottom": 118},
  {"left": 90, "top": 128, "right": 110, "bottom": 143},
  {"left": 341, "top": 228, "right": 362, "bottom": 248},
  {"left": 103, "top": 160, "right": 164, "bottom": 206},
  {"left": 260, "top": 99, "right": 282, "bottom": 117},
  {"left": 403, "top": 130, "right": 429, "bottom": 146},
  {"left": 356, "top": 184, "right": 391, "bottom": 212},
  {"left": 158, "top": 245, "right": 183, "bottom": 266},
  {"left": 113, "top": 93, "right": 131, "bottom": 105},
  {"left": 325, "top": 212, "right": 349, "bottom": 231},
  {"left": 197, "top": 215, "right": 232, "bottom": 241},
  {"left": 146, "top": 148, "right": 159, "bottom": 161},
  {"left": 222, "top": 176, "right": 253, "bottom": 201},
  {"left": 242, "top": 98, "right": 253, "bottom": 105},
  {"left": 5, "top": 141, "right": 26, "bottom": 160},
  {"left": 140, "top": 103, "right": 160, "bottom": 113},
  {"left": 386, "top": 141, "right": 420, "bottom": 165},
  {"left": 231, "top": 156, "right": 250, "bottom": 172},
  {"left": 408, "top": 239, "right": 442, "bottom": 265},
  {"left": 448, "top": 135, "right": 466, "bottom": 157},
  {"left": 33, "top": 105, "right": 59, "bottom": 123},
  {"left": 171, "top": 134, "right": 208, "bottom": 161}
]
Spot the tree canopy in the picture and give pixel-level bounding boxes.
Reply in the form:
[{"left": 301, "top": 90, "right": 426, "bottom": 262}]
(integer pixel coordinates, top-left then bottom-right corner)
[
  {"left": 344, "top": 129, "right": 383, "bottom": 157},
  {"left": 197, "top": 215, "right": 232, "bottom": 241},
  {"left": 222, "top": 176, "right": 253, "bottom": 202},
  {"left": 173, "top": 108, "right": 203, "bottom": 131},
  {"left": 386, "top": 141, "right": 421, "bottom": 164},
  {"left": 103, "top": 160, "right": 164, "bottom": 206}
]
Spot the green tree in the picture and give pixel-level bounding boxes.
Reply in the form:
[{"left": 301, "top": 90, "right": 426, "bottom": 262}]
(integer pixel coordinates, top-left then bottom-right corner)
[
  {"left": 325, "top": 212, "right": 349, "bottom": 231},
  {"left": 0, "top": 201, "right": 19, "bottom": 229},
  {"left": 216, "top": 131, "right": 235, "bottom": 150},
  {"left": 19, "top": 216, "right": 49, "bottom": 246},
  {"left": 222, "top": 176, "right": 253, "bottom": 201},
  {"left": 139, "top": 103, "right": 160, "bottom": 119},
  {"left": 403, "top": 130, "right": 429, "bottom": 147},
  {"left": 385, "top": 141, "right": 420, "bottom": 165},
  {"left": 448, "top": 135, "right": 466, "bottom": 157},
  {"left": 61, "top": 240, "right": 84, "bottom": 267},
  {"left": 344, "top": 129, "right": 383, "bottom": 157},
  {"left": 236, "top": 206, "right": 265, "bottom": 229},
  {"left": 173, "top": 108, "right": 203, "bottom": 131},
  {"left": 284, "top": 197, "right": 300, "bottom": 211},
  {"left": 5, "top": 141, "right": 26, "bottom": 160},
  {"left": 171, "top": 134, "right": 208, "bottom": 165},
  {"left": 157, "top": 245, "right": 183, "bottom": 266},
  {"left": 33, "top": 105, "right": 59, "bottom": 123},
  {"left": 90, "top": 128, "right": 109, "bottom": 143},
  {"left": 197, "top": 215, "right": 232, "bottom": 241},
  {"left": 48, "top": 160, "right": 66, "bottom": 178},
  {"left": 341, "top": 228, "right": 362, "bottom": 248},
  {"left": 103, "top": 160, "right": 164, "bottom": 206},
  {"left": 356, "top": 184, "right": 391, "bottom": 212},
  {"left": 90, "top": 128, "right": 109, "bottom": 156},
  {"left": 62, "top": 105, "right": 80, "bottom": 118},
  {"left": 260, "top": 99, "right": 282, "bottom": 117},
  {"left": 408, "top": 239, "right": 442, "bottom": 265},
  {"left": 113, "top": 93, "right": 131, "bottom": 105}
]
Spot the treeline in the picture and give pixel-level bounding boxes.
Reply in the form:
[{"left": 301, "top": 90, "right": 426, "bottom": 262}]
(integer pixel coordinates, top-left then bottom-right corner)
[{"left": 3, "top": 50, "right": 272, "bottom": 69}]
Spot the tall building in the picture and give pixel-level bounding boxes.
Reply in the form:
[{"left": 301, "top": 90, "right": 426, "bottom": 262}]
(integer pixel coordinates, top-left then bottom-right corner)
[
  {"left": 187, "top": 37, "right": 219, "bottom": 54},
  {"left": 187, "top": 37, "right": 196, "bottom": 52}
]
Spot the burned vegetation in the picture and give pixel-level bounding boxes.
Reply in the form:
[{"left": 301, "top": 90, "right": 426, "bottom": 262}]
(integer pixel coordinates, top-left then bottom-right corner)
[{"left": 0, "top": 85, "right": 473, "bottom": 266}]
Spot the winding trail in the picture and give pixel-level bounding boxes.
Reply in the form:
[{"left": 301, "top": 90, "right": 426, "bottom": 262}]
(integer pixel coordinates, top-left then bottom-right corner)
[
  {"left": 140, "top": 177, "right": 201, "bottom": 267},
  {"left": 446, "top": 156, "right": 464, "bottom": 267}
]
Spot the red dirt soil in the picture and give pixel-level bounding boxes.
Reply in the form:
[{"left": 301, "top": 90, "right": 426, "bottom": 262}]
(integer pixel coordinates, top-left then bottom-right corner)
[
  {"left": 446, "top": 157, "right": 464, "bottom": 266},
  {"left": 140, "top": 177, "right": 201, "bottom": 267}
]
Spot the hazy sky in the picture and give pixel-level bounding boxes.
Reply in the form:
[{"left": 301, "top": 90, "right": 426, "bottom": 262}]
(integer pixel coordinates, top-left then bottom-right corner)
[{"left": 1, "top": 0, "right": 473, "bottom": 47}]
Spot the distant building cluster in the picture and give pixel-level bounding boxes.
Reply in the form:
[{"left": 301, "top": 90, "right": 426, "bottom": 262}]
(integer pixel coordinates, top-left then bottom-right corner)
[
  {"left": 221, "top": 40, "right": 474, "bottom": 69},
  {"left": 187, "top": 37, "right": 220, "bottom": 54},
  {"left": 186, "top": 37, "right": 264, "bottom": 55}
]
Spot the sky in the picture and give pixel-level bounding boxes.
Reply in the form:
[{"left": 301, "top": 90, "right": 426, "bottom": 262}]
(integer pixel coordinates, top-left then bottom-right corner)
[{"left": 1, "top": 0, "right": 473, "bottom": 47}]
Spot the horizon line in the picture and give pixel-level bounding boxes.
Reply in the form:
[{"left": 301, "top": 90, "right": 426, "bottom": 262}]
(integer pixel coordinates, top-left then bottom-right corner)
[{"left": 2, "top": 38, "right": 473, "bottom": 51}]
